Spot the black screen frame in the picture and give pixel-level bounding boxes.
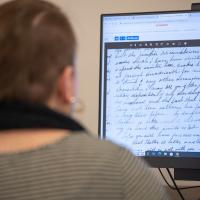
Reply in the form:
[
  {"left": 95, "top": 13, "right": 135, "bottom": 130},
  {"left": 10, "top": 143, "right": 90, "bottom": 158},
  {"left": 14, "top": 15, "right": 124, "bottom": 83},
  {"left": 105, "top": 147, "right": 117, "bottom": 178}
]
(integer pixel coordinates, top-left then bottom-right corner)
[{"left": 99, "top": 10, "right": 200, "bottom": 169}]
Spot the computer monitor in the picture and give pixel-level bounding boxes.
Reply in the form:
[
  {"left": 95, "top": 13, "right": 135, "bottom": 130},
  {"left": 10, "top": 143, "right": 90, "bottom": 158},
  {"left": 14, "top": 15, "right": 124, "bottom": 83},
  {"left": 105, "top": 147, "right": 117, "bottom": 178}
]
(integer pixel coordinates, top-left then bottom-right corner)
[{"left": 99, "top": 10, "right": 200, "bottom": 169}]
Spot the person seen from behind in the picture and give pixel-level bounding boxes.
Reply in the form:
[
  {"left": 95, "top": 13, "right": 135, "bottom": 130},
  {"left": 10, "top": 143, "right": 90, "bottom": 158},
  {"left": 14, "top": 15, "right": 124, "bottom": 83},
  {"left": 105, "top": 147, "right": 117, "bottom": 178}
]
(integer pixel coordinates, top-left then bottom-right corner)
[{"left": 0, "top": 0, "right": 170, "bottom": 199}]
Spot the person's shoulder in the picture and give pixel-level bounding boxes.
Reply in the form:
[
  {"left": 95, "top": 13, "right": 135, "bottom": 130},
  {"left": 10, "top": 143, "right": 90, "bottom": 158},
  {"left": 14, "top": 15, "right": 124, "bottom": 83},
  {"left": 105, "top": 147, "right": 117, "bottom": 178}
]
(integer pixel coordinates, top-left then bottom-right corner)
[
  {"left": 66, "top": 132, "right": 142, "bottom": 167},
  {"left": 68, "top": 132, "right": 123, "bottom": 155},
  {"left": 60, "top": 133, "right": 171, "bottom": 199}
]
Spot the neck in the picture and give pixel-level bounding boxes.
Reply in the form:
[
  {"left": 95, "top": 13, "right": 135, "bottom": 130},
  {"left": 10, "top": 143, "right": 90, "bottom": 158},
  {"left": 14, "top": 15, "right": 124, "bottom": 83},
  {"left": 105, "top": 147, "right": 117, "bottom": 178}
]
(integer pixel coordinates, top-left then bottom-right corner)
[{"left": 0, "top": 129, "right": 68, "bottom": 153}]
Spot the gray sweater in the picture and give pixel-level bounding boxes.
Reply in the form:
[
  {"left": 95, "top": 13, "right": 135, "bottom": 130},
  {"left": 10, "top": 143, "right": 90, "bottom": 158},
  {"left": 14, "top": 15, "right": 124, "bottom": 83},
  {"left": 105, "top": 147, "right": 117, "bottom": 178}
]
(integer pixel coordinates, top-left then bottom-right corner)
[{"left": 0, "top": 133, "right": 170, "bottom": 200}]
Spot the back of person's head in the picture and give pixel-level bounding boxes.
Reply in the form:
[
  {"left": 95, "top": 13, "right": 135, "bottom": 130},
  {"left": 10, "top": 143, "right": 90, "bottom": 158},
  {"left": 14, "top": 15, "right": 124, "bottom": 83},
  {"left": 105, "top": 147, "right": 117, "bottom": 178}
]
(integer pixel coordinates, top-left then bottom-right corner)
[{"left": 0, "top": 0, "right": 76, "bottom": 103}]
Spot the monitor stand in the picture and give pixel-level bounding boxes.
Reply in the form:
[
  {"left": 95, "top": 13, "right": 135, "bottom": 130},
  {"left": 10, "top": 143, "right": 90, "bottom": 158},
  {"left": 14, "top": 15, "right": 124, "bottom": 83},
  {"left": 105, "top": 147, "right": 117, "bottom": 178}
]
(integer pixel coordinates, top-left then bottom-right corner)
[{"left": 174, "top": 169, "right": 200, "bottom": 181}]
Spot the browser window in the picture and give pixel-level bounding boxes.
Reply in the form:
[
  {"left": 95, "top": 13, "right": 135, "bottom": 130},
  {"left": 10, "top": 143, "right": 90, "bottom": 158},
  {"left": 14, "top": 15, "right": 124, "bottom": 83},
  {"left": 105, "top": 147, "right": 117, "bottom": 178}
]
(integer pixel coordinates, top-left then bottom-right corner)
[{"left": 100, "top": 12, "right": 200, "bottom": 158}]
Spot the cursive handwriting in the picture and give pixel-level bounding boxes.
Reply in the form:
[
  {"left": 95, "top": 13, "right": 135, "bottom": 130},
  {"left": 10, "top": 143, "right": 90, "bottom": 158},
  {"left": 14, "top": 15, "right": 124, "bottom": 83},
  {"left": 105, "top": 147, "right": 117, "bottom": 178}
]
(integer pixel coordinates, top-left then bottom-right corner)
[{"left": 106, "top": 46, "right": 200, "bottom": 155}]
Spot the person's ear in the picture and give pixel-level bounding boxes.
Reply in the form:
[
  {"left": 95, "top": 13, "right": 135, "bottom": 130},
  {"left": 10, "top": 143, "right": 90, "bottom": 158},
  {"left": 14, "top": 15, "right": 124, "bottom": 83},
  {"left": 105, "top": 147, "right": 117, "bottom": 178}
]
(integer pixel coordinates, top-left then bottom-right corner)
[{"left": 57, "top": 66, "right": 74, "bottom": 104}]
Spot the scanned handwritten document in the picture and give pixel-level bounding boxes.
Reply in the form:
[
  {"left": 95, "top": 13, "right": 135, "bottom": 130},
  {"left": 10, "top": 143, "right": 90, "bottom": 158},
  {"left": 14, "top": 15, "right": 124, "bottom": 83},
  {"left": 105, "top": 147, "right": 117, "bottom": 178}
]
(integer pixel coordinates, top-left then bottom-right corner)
[{"left": 106, "top": 47, "right": 200, "bottom": 155}]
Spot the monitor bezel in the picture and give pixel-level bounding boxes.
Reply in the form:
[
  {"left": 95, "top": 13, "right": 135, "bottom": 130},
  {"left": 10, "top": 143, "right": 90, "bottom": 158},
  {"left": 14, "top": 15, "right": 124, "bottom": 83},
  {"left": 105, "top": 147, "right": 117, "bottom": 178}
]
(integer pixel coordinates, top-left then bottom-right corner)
[{"left": 99, "top": 10, "right": 200, "bottom": 169}]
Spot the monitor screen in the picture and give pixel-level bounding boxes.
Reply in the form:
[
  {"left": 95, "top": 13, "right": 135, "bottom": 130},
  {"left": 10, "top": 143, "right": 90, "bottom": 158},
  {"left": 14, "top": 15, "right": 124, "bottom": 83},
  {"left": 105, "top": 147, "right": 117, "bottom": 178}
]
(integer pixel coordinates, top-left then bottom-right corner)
[{"left": 99, "top": 11, "right": 200, "bottom": 168}]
